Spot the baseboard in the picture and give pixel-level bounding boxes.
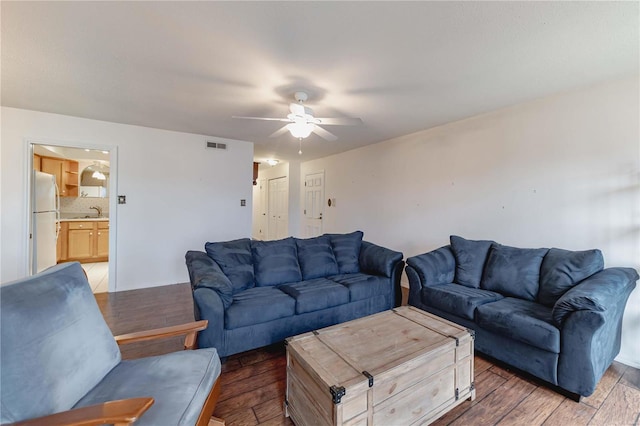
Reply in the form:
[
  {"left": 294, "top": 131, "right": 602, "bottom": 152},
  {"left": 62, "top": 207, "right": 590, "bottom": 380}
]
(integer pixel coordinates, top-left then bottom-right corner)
[{"left": 615, "top": 354, "right": 640, "bottom": 369}]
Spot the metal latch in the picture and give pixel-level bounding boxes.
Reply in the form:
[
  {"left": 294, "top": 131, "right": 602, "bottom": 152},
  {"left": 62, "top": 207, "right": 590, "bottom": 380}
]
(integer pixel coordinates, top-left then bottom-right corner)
[{"left": 455, "top": 388, "right": 459, "bottom": 400}]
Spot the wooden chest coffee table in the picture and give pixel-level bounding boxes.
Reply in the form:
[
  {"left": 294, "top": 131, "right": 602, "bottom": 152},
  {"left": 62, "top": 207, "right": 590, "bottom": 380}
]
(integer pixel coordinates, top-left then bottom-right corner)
[{"left": 285, "top": 306, "right": 475, "bottom": 426}]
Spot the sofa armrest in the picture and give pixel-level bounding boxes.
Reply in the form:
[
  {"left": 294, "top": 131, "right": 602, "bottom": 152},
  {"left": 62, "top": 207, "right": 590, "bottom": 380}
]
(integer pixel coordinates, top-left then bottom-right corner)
[
  {"left": 186, "top": 251, "right": 234, "bottom": 309},
  {"left": 406, "top": 245, "right": 456, "bottom": 289},
  {"left": 7, "top": 397, "right": 154, "bottom": 426},
  {"left": 115, "top": 320, "right": 208, "bottom": 350},
  {"left": 359, "top": 241, "right": 403, "bottom": 277},
  {"left": 556, "top": 267, "right": 638, "bottom": 396},
  {"left": 552, "top": 267, "right": 639, "bottom": 326},
  {"left": 193, "top": 287, "right": 226, "bottom": 352}
]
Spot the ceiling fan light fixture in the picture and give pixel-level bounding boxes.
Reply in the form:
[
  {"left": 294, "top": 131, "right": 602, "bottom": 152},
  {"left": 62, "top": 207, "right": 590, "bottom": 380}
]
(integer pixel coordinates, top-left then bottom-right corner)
[
  {"left": 287, "top": 122, "right": 314, "bottom": 139},
  {"left": 266, "top": 159, "right": 279, "bottom": 166}
]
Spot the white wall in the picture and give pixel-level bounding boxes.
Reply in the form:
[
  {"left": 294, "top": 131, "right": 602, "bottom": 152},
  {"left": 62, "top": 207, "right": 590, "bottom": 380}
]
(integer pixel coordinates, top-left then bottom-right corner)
[
  {"left": 300, "top": 77, "right": 640, "bottom": 367},
  {"left": 1, "top": 107, "right": 254, "bottom": 291}
]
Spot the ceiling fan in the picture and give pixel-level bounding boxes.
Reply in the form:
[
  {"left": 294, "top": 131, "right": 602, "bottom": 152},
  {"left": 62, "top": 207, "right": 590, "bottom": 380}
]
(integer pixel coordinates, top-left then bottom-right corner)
[{"left": 233, "top": 91, "right": 363, "bottom": 145}]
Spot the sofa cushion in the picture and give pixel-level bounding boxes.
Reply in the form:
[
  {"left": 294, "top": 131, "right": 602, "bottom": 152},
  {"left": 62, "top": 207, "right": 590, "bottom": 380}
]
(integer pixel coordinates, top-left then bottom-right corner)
[
  {"left": 225, "top": 287, "right": 296, "bottom": 329},
  {"left": 326, "top": 231, "right": 363, "bottom": 274},
  {"left": 205, "top": 238, "right": 254, "bottom": 293},
  {"left": 538, "top": 248, "right": 604, "bottom": 307},
  {"left": 74, "top": 348, "right": 221, "bottom": 426},
  {"left": 421, "top": 283, "right": 504, "bottom": 320},
  {"left": 481, "top": 244, "right": 549, "bottom": 301},
  {"left": 295, "top": 236, "right": 339, "bottom": 280},
  {"left": 251, "top": 237, "right": 302, "bottom": 286},
  {"left": 278, "top": 279, "right": 350, "bottom": 314},
  {"left": 450, "top": 235, "right": 493, "bottom": 288},
  {"left": 330, "top": 273, "right": 391, "bottom": 302},
  {"left": 476, "top": 298, "right": 560, "bottom": 353}
]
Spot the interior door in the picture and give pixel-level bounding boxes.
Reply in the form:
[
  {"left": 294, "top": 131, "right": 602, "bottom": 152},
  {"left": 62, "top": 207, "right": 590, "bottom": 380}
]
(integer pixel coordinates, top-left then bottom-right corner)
[
  {"left": 304, "top": 172, "right": 324, "bottom": 237},
  {"left": 267, "top": 177, "right": 288, "bottom": 240}
]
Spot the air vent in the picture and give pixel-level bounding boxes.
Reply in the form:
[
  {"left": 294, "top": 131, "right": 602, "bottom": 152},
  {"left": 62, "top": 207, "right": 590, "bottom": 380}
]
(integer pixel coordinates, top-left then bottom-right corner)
[{"left": 206, "top": 141, "right": 227, "bottom": 150}]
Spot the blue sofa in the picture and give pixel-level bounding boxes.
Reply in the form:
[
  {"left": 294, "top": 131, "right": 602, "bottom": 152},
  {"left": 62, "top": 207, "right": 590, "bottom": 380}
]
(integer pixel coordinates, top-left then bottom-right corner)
[
  {"left": 406, "top": 235, "right": 638, "bottom": 398},
  {"left": 186, "top": 231, "right": 404, "bottom": 357}
]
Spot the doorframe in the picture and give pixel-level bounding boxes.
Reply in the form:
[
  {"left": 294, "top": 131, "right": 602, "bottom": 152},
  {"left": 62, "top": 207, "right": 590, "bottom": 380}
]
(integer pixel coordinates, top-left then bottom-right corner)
[{"left": 24, "top": 138, "right": 118, "bottom": 292}]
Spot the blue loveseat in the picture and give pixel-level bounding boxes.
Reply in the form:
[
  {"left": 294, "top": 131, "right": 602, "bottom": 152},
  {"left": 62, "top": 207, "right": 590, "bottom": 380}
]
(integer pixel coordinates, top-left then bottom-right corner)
[
  {"left": 406, "top": 235, "right": 638, "bottom": 398},
  {"left": 186, "top": 231, "right": 404, "bottom": 357}
]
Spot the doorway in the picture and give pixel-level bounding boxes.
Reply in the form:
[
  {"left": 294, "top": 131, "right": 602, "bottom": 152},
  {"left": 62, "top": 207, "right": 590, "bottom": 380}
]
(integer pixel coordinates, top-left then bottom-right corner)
[
  {"left": 28, "top": 140, "right": 117, "bottom": 293},
  {"left": 303, "top": 171, "right": 324, "bottom": 237},
  {"left": 267, "top": 176, "right": 288, "bottom": 240}
]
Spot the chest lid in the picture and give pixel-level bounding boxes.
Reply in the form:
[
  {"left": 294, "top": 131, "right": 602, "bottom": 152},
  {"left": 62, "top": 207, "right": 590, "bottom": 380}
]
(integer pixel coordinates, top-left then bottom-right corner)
[{"left": 286, "top": 307, "right": 470, "bottom": 397}]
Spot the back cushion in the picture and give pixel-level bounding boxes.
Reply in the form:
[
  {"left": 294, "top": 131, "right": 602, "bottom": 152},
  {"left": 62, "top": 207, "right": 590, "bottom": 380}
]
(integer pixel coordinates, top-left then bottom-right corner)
[
  {"left": 1, "top": 263, "right": 121, "bottom": 423},
  {"left": 252, "top": 237, "right": 302, "bottom": 286},
  {"left": 481, "top": 243, "right": 549, "bottom": 301},
  {"left": 205, "top": 238, "right": 254, "bottom": 293},
  {"left": 538, "top": 248, "right": 604, "bottom": 307},
  {"left": 296, "top": 236, "right": 339, "bottom": 279},
  {"left": 326, "top": 231, "right": 363, "bottom": 274},
  {"left": 450, "top": 235, "right": 493, "bottom": 288}
]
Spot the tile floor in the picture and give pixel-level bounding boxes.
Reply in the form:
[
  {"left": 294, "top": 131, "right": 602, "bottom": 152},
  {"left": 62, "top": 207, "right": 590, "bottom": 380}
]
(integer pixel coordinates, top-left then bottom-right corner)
[{"left": 82, "top": 261, "right": 109, "bottom": 293}]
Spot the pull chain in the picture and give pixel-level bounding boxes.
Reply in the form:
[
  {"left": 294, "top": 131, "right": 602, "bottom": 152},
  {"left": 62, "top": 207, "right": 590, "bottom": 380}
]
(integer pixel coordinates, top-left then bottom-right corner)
[{"left": 298, "top": 138, "right": 302, "bottom": 155}]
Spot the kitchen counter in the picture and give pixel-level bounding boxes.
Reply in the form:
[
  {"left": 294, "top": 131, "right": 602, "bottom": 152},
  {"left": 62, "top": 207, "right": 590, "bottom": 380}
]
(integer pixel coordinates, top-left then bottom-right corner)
[{"left": 59, "top": 217, "right": 109, "bottom": 222}]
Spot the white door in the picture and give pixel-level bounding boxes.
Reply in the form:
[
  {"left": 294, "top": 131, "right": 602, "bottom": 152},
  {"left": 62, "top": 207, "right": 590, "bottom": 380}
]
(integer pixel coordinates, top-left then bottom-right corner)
[
  {"left": 268, "top": 177, "right": 288, "bottom": 240},
  {"left": 304, "top": 172, "right": 324, "bottom": 237}
]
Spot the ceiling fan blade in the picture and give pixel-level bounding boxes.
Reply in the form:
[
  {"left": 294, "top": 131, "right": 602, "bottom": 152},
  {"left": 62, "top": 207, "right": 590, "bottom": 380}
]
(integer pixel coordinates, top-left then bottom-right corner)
[
  {"left": 232, "top": 116, "right": 291, "bottom": 122},
  {"left": 312, "top": 125, "right": 338, "bottom": 141},
  {"left": 315, "top": 117, "right": 363, "bottom": 126},
  {"left": 289, "top": 103, "right": 306, "bottom": 116},
  {"left": 269, "top": 125, "right": 290, "bottom": 138}
]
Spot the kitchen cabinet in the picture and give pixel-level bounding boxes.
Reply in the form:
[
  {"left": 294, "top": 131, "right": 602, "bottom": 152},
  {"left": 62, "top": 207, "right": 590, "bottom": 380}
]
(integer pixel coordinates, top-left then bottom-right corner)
[
  {"left": 40, "top": 156, "right": 79, "bottom": 197},
  {"left": 34, "top": 154, "right": 42, "bottom": 171},
  {"left": 96, "top": 222, "right": 109, "bottom": 258},
  {"left": 61, "top": 221, "right": 109, "bottom": 263}
]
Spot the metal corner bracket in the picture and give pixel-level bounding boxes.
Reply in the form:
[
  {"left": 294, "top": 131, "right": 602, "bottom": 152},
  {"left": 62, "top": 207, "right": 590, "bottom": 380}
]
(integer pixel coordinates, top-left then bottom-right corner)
[{"left": 330, "top": 385, "right": 346, "bottom": 404}]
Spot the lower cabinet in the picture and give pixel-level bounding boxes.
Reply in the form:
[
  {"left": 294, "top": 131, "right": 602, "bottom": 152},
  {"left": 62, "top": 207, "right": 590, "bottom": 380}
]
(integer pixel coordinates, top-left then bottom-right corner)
[
  {"left": 60, "top": 221, "right": 109, "bottom": 263},
  {"left": 96, "top": 222, "right": 109, "bottom": 258}
]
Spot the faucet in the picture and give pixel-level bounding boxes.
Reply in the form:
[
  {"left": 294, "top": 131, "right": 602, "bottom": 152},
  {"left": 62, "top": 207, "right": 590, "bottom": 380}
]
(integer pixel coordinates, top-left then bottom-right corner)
[{"left": 90, "top": 206, "right": 103, "bottom": 218}]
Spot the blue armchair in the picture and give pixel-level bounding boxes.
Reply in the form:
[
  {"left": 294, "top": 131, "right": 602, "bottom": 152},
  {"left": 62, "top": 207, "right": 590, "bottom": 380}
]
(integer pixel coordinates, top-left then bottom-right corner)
[{"left": 1, "top": 262, "right": 223, "bottom": 426}]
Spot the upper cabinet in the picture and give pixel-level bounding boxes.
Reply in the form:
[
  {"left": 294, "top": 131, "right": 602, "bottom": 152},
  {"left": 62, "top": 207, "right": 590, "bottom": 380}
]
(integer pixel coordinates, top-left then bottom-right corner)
[
  {"left": 38, "top": 156, "right": 79, "bottom": 197},
  {"left": 80, "top": 163, "right": 109, "bottom": 198}
]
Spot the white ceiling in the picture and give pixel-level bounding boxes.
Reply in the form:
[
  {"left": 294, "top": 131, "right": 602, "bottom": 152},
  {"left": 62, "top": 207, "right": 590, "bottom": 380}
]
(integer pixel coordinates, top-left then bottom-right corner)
[{"left": 2, "top": 2, "right": 638, "bottom": 163}]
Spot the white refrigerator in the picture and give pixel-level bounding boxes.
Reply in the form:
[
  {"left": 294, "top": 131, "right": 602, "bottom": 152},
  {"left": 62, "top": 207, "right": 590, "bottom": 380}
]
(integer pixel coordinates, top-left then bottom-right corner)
[{"left": 33, "top": 171, "right": 60, "bottom": 273}]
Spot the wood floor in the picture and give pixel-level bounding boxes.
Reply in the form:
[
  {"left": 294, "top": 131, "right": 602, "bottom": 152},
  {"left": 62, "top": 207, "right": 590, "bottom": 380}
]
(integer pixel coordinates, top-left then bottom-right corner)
[{"left": 95, "top": 283, "right": 640, "bottom": 426}]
